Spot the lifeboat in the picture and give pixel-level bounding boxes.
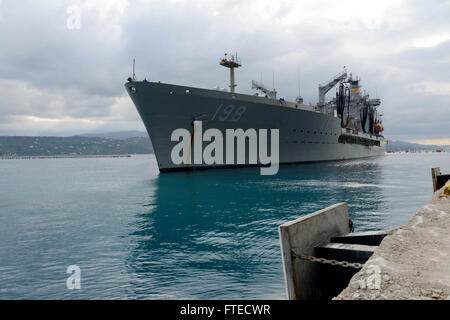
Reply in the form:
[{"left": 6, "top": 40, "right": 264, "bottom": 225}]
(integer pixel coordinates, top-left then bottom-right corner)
[{"left": 374, "top": 123, "right": 384, "bottom": 132}]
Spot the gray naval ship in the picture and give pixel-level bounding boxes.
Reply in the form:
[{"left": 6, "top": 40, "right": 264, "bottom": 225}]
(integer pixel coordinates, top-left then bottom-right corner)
[{"left": 125, "top": 54, "right": 386, "bottom": 172}]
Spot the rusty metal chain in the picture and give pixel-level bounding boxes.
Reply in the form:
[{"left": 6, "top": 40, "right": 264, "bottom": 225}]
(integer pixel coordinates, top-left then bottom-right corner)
[{"left": 291, "top": 250, "right": 363, "bottom": 269}]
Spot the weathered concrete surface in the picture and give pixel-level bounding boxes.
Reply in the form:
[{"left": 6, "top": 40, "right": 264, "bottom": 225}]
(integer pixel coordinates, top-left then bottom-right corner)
[{"left": 335, "top": 184, "right": 450, "bottom": 300}]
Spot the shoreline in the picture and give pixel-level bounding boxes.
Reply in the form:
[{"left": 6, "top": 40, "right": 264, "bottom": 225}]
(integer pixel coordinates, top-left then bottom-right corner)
[{"left": 0, "top": 154, "right": 135, "bottom": 159}]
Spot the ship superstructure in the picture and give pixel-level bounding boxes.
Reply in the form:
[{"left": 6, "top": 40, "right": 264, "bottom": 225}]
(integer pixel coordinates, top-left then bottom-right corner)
[{"left": 316, "top": 69, "right": 384, "bottom": 136}]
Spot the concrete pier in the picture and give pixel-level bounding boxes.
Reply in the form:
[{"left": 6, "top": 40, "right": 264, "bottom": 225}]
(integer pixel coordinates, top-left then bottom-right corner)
[{"left": 335, "top": 181, "right": 450, "bottom": 300}]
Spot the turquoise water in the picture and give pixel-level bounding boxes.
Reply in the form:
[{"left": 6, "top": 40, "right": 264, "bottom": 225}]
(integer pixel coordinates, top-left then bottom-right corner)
[{"left": 0, "top": 153, "right": 449, "bottom": 299}]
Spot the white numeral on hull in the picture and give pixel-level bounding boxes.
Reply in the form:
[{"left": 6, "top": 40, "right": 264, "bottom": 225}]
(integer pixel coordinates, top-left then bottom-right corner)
[{"left": 211, "top": 104, "right": 247, "bottom": 122}]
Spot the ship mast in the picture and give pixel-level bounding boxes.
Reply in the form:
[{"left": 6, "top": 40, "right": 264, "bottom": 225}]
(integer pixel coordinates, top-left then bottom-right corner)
[{"left": 220, "top": 53, "right": 241, "bottom": 93}]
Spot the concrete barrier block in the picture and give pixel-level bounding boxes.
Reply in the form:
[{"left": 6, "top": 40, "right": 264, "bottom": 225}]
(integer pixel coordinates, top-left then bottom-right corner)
[{"left": 279, "top": 202, "right": 351, "bottom": 300}]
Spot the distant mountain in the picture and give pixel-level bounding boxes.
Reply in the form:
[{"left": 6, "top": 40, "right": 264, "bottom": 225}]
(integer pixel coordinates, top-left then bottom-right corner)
[
  {"left": 78, "top": 130, "right": 148, "bottom": 140},
  {"left": 0, "top": 135, "right": 153, "bottom": 156},
  {"left": 387, "top": 140, "right": 447, "bottom": 151},
  {"left": 1, "top": 133, "right": 446, "bottom": 157}
]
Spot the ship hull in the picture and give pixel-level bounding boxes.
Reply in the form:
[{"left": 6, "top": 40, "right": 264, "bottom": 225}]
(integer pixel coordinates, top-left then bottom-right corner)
[{"left": 125, "top": 81, "right": 386, "bottom": 172}]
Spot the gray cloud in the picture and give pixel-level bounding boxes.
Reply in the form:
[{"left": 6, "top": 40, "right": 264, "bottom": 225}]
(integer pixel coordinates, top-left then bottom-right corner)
[{"left": 0, "top": 0, "right": 448, "bottom": 142}]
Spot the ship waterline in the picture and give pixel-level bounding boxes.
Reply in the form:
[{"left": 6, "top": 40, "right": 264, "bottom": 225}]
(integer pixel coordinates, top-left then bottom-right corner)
[{"left": 125, "top": 81, "right": 386, "bottom": 172}]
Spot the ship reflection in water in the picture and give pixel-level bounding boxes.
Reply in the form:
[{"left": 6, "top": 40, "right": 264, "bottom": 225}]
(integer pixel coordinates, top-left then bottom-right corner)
[{"left": 126, "top": 157, "right": 387, "bottom": 299}]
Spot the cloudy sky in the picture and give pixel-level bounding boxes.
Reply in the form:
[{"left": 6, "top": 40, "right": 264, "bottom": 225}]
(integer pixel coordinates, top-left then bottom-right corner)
[{"left": 0, "top": 0, "right": 449, "bottom": 144}]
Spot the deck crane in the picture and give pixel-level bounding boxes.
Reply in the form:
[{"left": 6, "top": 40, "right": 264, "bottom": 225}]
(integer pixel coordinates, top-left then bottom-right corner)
[
  {"left": 251, "top": 80, "right": 277, "bottom": 99},
  {"left": 318, "top": 70, "right": 347, "bottom": 105}
]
